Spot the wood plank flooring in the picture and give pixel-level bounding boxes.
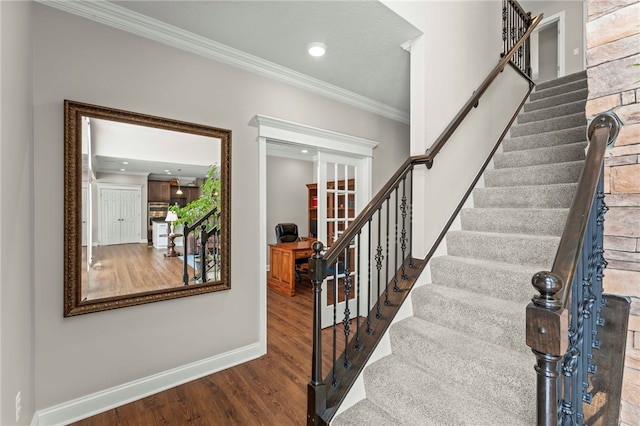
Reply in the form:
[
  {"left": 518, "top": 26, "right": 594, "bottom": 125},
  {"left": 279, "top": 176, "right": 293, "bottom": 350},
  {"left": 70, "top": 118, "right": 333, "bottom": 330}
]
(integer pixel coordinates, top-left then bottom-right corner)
[
  {"left": 82, "top": 244, "right": 192, "bottom": 300},
  {"left": 70, "top": 275, "right": 337, "bottom": 426}
]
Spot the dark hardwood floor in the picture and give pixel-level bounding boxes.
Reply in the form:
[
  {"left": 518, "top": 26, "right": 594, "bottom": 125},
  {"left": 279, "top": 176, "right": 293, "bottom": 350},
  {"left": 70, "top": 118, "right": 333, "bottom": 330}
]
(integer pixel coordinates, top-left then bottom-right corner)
[{"left": 70, "top": 274, "right": 333, "bottom": 426}]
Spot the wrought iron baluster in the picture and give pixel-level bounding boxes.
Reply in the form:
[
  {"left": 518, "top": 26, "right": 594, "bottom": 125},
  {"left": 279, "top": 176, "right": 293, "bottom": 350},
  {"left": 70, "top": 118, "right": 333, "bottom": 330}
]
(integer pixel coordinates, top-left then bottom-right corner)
[
  {"left": 384, "top": 197, "right": 390, "bottom": 305},
  {"left": 400, "top": 176, "right": 408, "bottom": 279},
  {"left": 375, "top": 208, "right": 384, "bottom": 319},
  {"left": 393, "top": 186, "right": 399, "bottom": 292},
  {"left": 343, "top": 247, "right": 352, "bottom": 369},
  {"left": 332, "top": 260, "right": 338, "bottom": 388},
  {"left": 409, "top": 166, "right": 414, "bottom": 268},
  {"left": 355, "top": 231, "right": 362, "bottom": 351},
  {"left": 366, "top": 220, "right": 373, "bottom": 334}
]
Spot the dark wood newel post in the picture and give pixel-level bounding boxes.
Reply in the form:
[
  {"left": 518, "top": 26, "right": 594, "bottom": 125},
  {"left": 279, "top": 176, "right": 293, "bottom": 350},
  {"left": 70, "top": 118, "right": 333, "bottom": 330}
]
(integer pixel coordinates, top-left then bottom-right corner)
[
  {"left": 526, "top": 271, "right": 566, "bottom": 426},
  {"left": 307, "top": 241, "right": 328, "bottom": 426}
]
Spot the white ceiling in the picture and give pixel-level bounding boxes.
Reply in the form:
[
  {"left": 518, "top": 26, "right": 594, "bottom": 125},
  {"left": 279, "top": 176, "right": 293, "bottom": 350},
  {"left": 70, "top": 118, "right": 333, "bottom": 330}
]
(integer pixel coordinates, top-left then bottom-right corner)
[
  {"left": 50, "top": 1, "right": 422, "bottom": 176},
  {"left": 44, "top": 0, "right": 422, "bottom": 121}
]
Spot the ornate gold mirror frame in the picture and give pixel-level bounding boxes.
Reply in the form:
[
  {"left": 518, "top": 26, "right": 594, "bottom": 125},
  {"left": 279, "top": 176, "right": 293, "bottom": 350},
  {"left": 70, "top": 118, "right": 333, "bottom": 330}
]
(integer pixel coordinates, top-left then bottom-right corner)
[{"left": 64, "top": 100, "right": 231, "bottom": 316}]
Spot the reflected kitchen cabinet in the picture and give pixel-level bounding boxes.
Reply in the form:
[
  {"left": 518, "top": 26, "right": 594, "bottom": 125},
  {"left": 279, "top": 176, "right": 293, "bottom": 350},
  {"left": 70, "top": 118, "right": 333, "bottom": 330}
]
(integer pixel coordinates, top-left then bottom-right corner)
[{"left": 148, "top": 180, "right": 170, "bottom": 202}]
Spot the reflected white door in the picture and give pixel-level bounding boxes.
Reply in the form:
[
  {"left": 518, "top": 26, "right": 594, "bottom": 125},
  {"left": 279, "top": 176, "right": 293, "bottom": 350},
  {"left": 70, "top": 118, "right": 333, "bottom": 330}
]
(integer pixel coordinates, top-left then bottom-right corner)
[
  {"left": 119, "top": 189, "right": 141, "bottom": 243},
  {"left": 317, "top": 152, "right": 370, "bottom": 328},
  {"left": 99, "top": 187, "right": 141, "bottom": 245}
]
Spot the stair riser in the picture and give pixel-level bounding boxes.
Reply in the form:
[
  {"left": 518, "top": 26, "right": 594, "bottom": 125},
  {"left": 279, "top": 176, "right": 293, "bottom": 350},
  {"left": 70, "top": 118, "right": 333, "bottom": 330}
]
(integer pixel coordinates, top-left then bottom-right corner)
[
  {"left": 446, "top": 232, "right": 559, "bottom": 268},
  {"left": 485, "top": 161, "right": 584, "bottom": 187},
  {"left": 530, "top": 79, "right": 588, "bottom": 101},
  {"left": 503, "top": 126, "right": 586, "bottom": 152},
  {"left": 473, "top": 184, "right": 577, "bottom": 209},
  {"left": 494, "top": 142, "right": 586, "bottom": 169},
  {"left": 536, "top": 72, "right": 587, "bottom": 91},
  {"left": 510, "top": 113, "right": 585, "bottom": 138},
  {"left": 524, "top": 88, "right": 588, "bottom": 112},
  {"left": 518, "top": 100, "right": 586, "bottom": 124},
  {"left": 460, "top": 208, "right": 568, "bottom": 236},
  {"left": 429, "top": 256, "right": 537, "bottom": 304}
]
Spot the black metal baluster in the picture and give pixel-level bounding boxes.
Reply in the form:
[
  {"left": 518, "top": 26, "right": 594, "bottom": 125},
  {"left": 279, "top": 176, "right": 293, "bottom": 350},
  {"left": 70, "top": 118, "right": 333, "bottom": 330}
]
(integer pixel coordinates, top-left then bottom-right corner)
[
  {"left": 355, "top": 231, "right": 362, "bottom": 351},
  {"left": 343, "top": 247, "right": 352, "bottom": 369},
  {"left": 502, "top": 0, "right": 508, "bottom": 55},
  {"left": 393, "top": 186, "right": 400, "bottom": 292},
  {"left": 400, "top": 176, "right": 408, "bottom": 279},
  {"left": 375, "top": 208, "right": 384, "bottom": 319},
  {"left": 384, "top": 197, "right": 390, "bottom": 305},
  {"left": 366, "top": 220, "right": 373, "bottom": 334},
  {"left": 332, "top": 262, "right": 338, "bottom": 388},
  {"left": 409, "top": 166, "right": 414, "bottom": 268}
]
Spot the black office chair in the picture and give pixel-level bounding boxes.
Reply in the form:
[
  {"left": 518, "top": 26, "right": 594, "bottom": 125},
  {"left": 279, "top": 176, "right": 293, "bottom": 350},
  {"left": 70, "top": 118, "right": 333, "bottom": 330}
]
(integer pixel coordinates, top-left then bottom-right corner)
[{"left": 275, "top": 223, "right": 306, "bottom": 281}]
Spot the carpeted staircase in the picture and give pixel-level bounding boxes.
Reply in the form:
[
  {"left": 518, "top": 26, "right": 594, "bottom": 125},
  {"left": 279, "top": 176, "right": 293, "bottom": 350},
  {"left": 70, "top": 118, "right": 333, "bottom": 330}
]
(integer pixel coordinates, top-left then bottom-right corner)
[{"left": 333, "top": 71, "right": 588, "bottom": 425}]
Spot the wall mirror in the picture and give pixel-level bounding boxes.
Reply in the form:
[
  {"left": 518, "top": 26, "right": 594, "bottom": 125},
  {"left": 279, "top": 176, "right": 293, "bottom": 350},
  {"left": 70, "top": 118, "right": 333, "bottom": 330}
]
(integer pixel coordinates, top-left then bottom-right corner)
[{"left": 64, "top": 100, "right": 231, "bottom": 316}]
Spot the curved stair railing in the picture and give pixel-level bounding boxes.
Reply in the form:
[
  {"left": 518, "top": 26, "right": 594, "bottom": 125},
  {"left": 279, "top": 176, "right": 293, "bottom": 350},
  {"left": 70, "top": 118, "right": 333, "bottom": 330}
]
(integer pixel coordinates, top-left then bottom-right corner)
[
  {"left": 307, "top": 4, "right": 542, "bottom": 424},
  {"left": 526, "top": 112, "right": 629, "bottom": 426}
]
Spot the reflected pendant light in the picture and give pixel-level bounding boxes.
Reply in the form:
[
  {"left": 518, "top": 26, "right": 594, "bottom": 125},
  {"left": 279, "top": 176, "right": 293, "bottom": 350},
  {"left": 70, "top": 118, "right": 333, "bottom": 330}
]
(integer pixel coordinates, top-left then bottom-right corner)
[{"left": 176, "top": 169, "right": 183, "bottom": 195}]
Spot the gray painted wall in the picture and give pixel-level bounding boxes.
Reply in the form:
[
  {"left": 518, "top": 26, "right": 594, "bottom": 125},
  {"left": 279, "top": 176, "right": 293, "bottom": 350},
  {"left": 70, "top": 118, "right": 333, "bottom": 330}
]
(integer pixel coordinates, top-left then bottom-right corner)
[
  {"left": 32, "top": 3, "right": 408, "bottom": 414},
  {"left": 266, "top": 156, "right": 313, "bottom": 246},
  {"left": 1, "top": 2, "right": 35, "bottom": 425},
  {"left": 522, "top": 0, "right": 586, "bottom": 77}
]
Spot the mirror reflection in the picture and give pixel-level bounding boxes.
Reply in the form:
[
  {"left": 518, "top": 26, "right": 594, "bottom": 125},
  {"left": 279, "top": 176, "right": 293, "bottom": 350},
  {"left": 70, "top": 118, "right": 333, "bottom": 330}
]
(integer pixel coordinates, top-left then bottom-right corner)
[{"left": 64, "top": 100, "right": 231, "bottom": 316}]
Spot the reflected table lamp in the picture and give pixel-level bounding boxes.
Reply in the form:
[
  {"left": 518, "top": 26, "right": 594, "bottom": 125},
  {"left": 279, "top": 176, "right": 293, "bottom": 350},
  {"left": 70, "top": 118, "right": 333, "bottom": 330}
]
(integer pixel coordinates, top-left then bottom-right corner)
[
  {"left": 165, "top": 211, "right": 179, "bottom": 257},
  {"left": 165, "top": 210, "right": 178, "bottom": 234}
]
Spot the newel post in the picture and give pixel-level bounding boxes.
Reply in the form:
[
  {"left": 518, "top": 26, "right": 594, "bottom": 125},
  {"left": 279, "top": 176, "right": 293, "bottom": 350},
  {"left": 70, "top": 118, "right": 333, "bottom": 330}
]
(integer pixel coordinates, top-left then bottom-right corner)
[
  {"left": 526, "top": 271, "right": 567, "bottom": 426},
  {"left": 307, "top": 241, "right": 328, "bottom": 426}
]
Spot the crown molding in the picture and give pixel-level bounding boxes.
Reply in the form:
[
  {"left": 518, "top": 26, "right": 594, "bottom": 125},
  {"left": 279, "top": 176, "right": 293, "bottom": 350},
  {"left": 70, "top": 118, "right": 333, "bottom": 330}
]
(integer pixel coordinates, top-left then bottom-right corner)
[{"left": 38, "top": 0, "right": 409, "bottom": 124}]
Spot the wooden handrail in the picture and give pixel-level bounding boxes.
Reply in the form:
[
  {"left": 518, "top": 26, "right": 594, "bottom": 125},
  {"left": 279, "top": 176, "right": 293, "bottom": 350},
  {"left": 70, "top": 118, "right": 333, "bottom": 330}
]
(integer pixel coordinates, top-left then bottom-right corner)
[
  {"left": 425, "top": 13, "right": 542, "bottom": 163},
  {"left": 552, "top": 112, "right": 621, "bottom": 308},
  {"left": 323, "top": 13, "right": 542, "bottom": 267}
]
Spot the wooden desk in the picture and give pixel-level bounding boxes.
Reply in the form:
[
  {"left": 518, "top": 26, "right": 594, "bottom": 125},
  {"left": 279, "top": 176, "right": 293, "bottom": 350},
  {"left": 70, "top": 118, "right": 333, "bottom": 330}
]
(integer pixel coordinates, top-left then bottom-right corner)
[{"left": 268, "top": 240, "right": 314, "bottom": 296}]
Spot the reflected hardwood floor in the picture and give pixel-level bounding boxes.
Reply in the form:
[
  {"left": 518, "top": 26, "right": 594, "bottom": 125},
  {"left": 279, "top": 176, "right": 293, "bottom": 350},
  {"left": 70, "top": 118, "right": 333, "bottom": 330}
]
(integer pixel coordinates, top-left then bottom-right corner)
[
  {"left": 71, "top": 274, "right": 339, "bottom": 426},
  {"left": 82, "top": 244, "right": 190, "bottom": 300}
]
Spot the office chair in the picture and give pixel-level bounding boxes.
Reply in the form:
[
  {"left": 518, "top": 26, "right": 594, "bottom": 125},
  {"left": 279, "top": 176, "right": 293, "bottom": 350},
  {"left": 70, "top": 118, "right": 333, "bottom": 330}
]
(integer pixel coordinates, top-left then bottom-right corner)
[{"left": 275, "top": 223, "right": 306, "bottom": 280}]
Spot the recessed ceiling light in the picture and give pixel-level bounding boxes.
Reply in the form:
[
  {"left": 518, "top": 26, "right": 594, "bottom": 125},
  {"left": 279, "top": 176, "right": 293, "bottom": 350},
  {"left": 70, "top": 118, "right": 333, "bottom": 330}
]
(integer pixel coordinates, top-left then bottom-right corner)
[
  {"left": 120, "top": 168, "right": 126, "bottom": 172},
  {"left": 301, "top": 149, "right": 309, "bottom": 154},
  {"left": 307, "top": 42, "right": 327, "bottom": 57},
  {"left": 122, "top": 161, "right": 129, "bottom": 165}
]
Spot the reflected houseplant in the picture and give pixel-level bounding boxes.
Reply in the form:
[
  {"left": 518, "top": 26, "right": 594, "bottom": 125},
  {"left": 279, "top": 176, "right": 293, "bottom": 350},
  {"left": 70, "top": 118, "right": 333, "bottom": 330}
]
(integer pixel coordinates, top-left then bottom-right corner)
[{"left": 169, "top": 164, "right": 221, "bottom": 227}]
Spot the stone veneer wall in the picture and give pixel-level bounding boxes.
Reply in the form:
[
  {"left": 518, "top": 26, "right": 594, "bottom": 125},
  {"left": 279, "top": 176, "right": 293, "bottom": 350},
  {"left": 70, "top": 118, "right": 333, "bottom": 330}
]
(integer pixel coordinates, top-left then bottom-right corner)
[{"left": 585, "top": 0, "right": 640, "bottom": 424}]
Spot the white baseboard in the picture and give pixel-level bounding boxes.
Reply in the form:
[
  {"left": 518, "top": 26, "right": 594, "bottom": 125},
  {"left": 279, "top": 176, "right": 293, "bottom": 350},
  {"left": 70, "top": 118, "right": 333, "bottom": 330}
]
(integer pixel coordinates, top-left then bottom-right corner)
[{"left": 32, "top": 342, "right": 264, "bottom": 426}]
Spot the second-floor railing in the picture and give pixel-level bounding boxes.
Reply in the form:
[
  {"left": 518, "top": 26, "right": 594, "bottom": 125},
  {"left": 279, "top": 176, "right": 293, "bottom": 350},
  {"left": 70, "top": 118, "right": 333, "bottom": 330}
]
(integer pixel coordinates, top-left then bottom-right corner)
[
  {"left": 307, "top": 6, "right": 542, "bottom": 424},
  {"left": 526, "top": 112, "right": 625, "bottom": 425},
  {"left": 503, "top": 0, "right": 533, "bottom": 77}
]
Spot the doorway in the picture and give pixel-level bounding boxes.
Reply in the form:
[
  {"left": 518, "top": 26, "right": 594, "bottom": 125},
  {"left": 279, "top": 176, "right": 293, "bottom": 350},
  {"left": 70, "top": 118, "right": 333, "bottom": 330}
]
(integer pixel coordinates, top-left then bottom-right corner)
[
  {"left": 531, "top": 11, "right": 565, "bottom": 82},
  {"left": 255, "top": 115, "right": 377, "bottom": 351}
]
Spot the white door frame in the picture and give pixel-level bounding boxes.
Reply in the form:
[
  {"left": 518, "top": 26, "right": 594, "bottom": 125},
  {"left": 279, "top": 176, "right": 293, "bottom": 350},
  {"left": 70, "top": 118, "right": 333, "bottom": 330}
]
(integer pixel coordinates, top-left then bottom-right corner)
[
  {"left": 254, "top": 114, "right": 377, "bottom": 354},
  {"left": 530, "top": 11, "right": 566, "bottom": 80}
]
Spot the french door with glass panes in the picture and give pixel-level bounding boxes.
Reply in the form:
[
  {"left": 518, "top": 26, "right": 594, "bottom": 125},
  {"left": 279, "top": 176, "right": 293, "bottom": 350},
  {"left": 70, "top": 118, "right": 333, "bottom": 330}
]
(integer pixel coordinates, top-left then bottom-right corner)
[{"left": 316, "top": 152, "right": 370, "bottom": 328}]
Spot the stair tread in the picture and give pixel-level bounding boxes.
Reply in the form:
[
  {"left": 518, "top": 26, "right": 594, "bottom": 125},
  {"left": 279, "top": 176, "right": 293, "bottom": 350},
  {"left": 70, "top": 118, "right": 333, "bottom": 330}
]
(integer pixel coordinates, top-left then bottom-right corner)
[
  {"left": 461, "top": 207, "right": 568, "bottom": 236},
  {"left": 392, "top": 316, "right": 534, "bottom": 389},
  {"left": 431, "top": 253, "right": 542, "bottom": 274},
  {"left": 363, "top": 355, "right": 531, "bottom": 425},
  {"left": 390, "top": 318, "right": 535, "bottom": 409},
  {"left": 518, "top": 99, "right": 586, "bottom": 124},
  {"left": 503, "top": 125, "right": 587, "bottom": 152},
  {"left": 494, "top": 141, "right": 587, "bottom": 168},
  {"left": 333, "top": 399, "right": 398, "bottom": 426},
  {"left": 485, "top": 160, "right": 584, "bottom": 187}
]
